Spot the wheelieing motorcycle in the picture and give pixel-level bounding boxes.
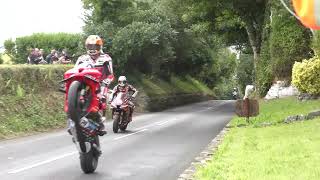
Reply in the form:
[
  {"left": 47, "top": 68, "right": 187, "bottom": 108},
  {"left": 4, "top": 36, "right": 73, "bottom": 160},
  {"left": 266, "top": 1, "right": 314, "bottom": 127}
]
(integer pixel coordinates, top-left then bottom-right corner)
[
  {"left": 60, "top": 62, "right": 111, "bottom": 173},
  {"left": 110, "top": 92, "right": 132, "bottom": 133}
]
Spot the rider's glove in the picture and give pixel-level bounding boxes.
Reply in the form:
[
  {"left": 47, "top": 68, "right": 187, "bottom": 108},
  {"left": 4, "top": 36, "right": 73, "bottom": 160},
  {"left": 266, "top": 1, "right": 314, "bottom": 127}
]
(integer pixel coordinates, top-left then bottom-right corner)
[{"left": 102, "top": 79, "right": 111, "bottom": 86}]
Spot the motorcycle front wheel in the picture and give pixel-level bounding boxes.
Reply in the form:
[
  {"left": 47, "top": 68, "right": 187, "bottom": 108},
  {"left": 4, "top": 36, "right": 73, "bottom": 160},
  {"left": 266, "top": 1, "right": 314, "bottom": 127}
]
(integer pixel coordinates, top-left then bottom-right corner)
[
  {"left": 113, "top": 114, "right": 120, "bottom": 133},
  {"left": 68, "top": 80, "right": 99, "bottom": 173}
]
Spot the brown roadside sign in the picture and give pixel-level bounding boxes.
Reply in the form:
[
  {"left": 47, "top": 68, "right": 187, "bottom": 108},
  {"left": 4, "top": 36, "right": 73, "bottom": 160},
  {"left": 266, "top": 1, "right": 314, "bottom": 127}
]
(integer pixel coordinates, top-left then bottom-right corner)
[{"left": 235, "top": 99, "right": 259, "bottom": 117}]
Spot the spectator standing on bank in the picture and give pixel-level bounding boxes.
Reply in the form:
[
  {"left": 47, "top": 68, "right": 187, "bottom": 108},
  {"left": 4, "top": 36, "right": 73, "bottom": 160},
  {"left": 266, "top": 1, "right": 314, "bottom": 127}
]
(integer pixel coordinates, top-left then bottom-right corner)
[{"left": 46, "top": 49, "right": 59, "bottom": 64}]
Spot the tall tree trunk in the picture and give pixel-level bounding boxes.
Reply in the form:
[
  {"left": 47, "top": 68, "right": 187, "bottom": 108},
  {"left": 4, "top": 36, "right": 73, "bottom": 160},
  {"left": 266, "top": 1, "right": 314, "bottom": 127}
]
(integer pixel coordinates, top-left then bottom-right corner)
[{"left": 245, "top": 25, "right": 260, "bottom": 74}]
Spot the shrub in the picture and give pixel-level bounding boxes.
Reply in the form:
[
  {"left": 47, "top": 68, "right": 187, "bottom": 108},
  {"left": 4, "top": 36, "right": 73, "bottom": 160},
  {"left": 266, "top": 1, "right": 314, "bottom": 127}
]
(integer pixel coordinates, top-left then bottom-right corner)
[
  {"left": 292, "top": 56, "right": 320, "bottom": 95},
  {"left": 4, "top": 39, "right": 16, "bottom": 55},
  {"left": 312, "top": 31, "right": 320, "bottom": 55},
  {"left": 111, "top": 21, "right": 177, "bottom": 75},
  {"left": 0, "top": 65, "right": 72, "bottom": 95}
]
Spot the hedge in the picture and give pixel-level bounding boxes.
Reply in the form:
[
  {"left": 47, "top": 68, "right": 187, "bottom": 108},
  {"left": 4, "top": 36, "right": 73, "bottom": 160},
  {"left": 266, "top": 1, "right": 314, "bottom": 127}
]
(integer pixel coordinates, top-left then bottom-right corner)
[
  {"left": 292, "top": 56, "right": 320, "bottom": 95},
  {"left": 0, "top": 65, "right": 72, "bottom": 95}
]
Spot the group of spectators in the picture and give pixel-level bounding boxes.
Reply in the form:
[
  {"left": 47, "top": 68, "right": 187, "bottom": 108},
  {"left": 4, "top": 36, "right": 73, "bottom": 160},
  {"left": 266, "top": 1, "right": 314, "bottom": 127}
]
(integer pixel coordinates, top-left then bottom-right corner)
[{"left": 27, "top": 48, "right": 73, "bottom": 65}]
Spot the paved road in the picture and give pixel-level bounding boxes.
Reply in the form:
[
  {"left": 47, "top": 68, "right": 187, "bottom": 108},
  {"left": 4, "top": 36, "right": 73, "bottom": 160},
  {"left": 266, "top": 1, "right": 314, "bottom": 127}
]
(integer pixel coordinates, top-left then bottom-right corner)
[{"left": 0, "top": 100, "right": 234, "bottom": 180}]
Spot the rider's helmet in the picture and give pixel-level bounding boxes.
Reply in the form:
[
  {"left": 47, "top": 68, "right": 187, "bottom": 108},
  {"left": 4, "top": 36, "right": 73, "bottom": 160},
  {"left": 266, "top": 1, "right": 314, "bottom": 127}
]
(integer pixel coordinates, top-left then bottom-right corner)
[
  {"left": 118, "top": 76, "right": 127, "bottom": 87},
  {"left": 85, "top": 35, "right": 103, "bottom": 57}
]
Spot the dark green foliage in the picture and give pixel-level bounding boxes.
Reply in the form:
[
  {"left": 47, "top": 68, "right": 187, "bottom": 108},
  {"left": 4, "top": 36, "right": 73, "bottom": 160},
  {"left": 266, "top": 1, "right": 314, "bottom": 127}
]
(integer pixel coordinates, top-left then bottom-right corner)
[
  {"left": 312, "top": 31, "right": 320, "bottom": 55},
  {"left": 111, "top": 21, "right": 177, "bottom": 75},
  {"left": 0, "top": 55, "right": 3, "bottom": 64},
  {"left": 83, "top": 21, "right": 117, "bottom": 52},
  {"left": 12, "top": 33, "right": 83, "bottom": 64},
  {"left": 257, "top": 37, "right": 273, "bottom": 96},
  {"left": 81, "top": 0, "right": 238, "bottom": 89},
  {"left": 4, "top": 39, "right": 16, "bottom": 55},
  {"left": 256, "top": 1, "right": 273, "bottom": 97},
  {"left": 236, "top": 54, "right": 254, "bottom": 95},
  {"left": 270, "top": 1, "right": 312, "bottom": 79},
  {"left": 82, "top": 0, "right": 138, "bottom": 26}
]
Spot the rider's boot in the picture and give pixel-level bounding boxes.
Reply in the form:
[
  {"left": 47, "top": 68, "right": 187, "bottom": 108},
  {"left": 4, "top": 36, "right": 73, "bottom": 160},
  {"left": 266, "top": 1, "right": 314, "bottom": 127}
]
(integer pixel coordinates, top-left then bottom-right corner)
[
  {"left": 128, "top": 107, "right": 133, "bottom": 122},
  {"left": 67, "top": 118, "right": 73, "bottom": 135},
  {"left": 96, "top": 113, "right": 107, "bottom": 136}
]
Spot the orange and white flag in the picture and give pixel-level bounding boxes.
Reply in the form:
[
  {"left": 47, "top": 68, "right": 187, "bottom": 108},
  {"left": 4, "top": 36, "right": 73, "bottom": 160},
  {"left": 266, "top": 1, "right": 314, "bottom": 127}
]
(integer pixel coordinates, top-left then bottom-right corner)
[{"left": 292, "top": 0, "right": 320, "bottom": 29}]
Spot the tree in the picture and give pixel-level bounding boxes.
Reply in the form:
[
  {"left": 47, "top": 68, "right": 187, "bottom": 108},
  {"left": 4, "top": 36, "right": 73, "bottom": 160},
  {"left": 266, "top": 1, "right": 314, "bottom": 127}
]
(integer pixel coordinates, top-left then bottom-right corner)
[
  {"left": 269, "top": 0, "right": 312, "bottom": 79},
  {"left": 4, "top": 39, "right": 16, "bottom": 55},
  {"left": 178, "top": 0, "right": 268, "bottom": 78},
  {"left": 232, "top": 0, "right": 268, "bottom": 71}
]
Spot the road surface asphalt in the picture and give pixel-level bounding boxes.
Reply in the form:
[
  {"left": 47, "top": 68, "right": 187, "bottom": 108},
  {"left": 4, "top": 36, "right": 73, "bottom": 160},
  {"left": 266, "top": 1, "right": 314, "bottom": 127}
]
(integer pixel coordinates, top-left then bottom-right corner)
[{"left": 0, "top": 100, "right": 234, "bottom": 180}]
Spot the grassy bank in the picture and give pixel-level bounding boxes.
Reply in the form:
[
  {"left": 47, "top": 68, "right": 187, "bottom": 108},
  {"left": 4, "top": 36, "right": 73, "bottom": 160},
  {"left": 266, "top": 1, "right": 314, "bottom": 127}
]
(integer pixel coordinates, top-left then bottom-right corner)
[
  {"left": 0, "top": 93, "right": 65, "bottom": 139},
  {"left": 0, "top": 65, "right": 214, "bottom": 139},
  {"left": 195, "top": 98, "right": 320, "bottom": 180},
  {"left": 232, "top": 98, "right": 320, "bottom": 126}
]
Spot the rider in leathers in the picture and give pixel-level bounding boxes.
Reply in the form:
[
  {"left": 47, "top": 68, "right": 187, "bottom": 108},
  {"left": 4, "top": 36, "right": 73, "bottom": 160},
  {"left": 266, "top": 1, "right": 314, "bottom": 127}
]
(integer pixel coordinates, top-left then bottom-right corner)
[
  {"left": 111, "top": 76, "right": 138, "bottom": 122},
  {"left": 71, "top": 35, "right": 114, "bottom": 135}
]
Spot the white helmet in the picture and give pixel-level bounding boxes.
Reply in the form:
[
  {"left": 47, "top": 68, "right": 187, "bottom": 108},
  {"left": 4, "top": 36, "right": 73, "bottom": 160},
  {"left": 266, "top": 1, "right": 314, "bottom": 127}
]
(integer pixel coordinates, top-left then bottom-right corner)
[
  {"left": 85, "top": 35, "right": 103, "bottom": 57},
  {"left": 118, "top": 76, "right": 127, "bottom": 86}
]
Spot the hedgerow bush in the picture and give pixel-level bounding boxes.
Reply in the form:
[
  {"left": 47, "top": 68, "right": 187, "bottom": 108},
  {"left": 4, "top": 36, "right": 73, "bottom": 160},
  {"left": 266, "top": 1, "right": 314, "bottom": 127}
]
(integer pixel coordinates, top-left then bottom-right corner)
[
  {"left": 292, "top": 56, "right": 320, "bottom": 95},
  {"left": 0, "top": 65, "right": 72, "bottom": 95},
  {"left": 111, "top": 21, "right": 177, "bottom": 75}
]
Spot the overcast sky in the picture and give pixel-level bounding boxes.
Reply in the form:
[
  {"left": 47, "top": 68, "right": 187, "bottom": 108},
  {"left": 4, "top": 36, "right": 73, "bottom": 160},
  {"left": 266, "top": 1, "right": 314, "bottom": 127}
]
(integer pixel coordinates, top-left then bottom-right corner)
[{"left": 0, "top": 0, "right": 84, "bottom": 47}]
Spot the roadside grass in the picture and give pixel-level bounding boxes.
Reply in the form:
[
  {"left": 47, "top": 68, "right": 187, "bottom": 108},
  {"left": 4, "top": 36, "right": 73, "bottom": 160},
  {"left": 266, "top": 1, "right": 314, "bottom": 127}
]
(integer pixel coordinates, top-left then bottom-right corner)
[
  {"left": 0, "top": 92, "right": 66, "bottom": 139},
  {"left": 195, "top": 98, "right": 320, "bottom": 180},
  {"left": 132, "top": 74, "right": 215, "bottom": 97},
  {"left": 231, "top": 97, "right": 320, "bottom": 126}
]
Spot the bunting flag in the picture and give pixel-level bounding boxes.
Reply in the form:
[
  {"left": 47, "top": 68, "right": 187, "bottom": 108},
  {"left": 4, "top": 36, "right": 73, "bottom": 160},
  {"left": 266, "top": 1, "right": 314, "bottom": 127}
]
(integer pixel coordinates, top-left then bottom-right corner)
[{"left": 292, "top": 0, "right": 320, "bottom": 29}]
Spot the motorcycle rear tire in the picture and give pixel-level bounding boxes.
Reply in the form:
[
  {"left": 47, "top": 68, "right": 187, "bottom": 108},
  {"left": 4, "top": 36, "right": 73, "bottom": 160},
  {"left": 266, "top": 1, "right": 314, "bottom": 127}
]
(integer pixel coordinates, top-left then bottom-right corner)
[{"left": 113, "top": 114, "right": 120, "bottom": 133}]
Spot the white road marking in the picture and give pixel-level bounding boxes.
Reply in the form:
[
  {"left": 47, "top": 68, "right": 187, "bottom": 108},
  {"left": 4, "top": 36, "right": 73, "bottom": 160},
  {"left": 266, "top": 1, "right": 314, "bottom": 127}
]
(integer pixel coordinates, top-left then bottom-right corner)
[
  {"left": 113, "top": 129, "right": 148, "bottom": 140},
  {"left": 157, "top": 121, "right": 170, "bottom": 126},
  {"left": 0, "top": 146, "right": 4, "bottom": 149},
  {"left": 8, "top": 151, "right": 77, "bottom": 174},
  {"left": 8, "top": 157, "right": 14, "bottom": 160},
  {"left": 136, "top": 120, "right": 168, "bottom": 130}
]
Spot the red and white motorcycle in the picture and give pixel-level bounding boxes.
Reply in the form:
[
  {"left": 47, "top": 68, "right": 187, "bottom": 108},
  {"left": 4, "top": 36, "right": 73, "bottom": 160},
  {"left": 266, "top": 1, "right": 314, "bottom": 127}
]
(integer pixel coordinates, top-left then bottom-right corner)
[{"left": 110, "top": 92, "right": 132, "bottom": 133}]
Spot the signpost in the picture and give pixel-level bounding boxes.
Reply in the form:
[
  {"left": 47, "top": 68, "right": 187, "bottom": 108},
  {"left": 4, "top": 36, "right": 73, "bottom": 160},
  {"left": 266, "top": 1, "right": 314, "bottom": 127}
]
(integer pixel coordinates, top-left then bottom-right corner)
[{"left": 235, "top": 85, "right": 259, "bottom": 122}]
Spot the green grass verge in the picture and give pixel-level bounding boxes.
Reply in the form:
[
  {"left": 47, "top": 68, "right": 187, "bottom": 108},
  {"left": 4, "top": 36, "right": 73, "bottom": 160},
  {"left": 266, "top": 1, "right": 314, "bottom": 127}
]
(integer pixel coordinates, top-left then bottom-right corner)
[
  {"left": 131, "top": 74, "right": 214, "bottom": 97},
  {"left": 231, "top": 97, "right": 320, "bottom": 126},
  {"left": 195, "top": 98, "right": 320, "bottom": 180},
  {"left": 0, "top": 92, "right": 66, "bottom": 139}
]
